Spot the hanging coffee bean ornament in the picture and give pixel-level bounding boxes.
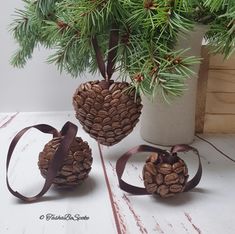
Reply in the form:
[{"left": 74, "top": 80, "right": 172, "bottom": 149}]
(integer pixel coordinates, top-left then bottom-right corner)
[
  {"left": 38, "top": 136, "right": 92, "bottom": 187},
  {"left": 73, "top": 80, "right": 142, "bottom": 146},
  {"left": 6, "top": 122, "right": 93, "bottom": 202},
  {"left": 116, "top": 144, "right": 202, "bottom": 198},
  {"left": 143, "top": 151, "right": 189, "bottom": 198},
  {"left": 73, "top": 28, "right": 142, "bottom": 146}
]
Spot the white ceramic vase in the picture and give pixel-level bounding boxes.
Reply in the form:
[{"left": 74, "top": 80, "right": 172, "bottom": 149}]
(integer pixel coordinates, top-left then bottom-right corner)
[{"left": 140, "top": 25, "right": 208, "bottom": 146}]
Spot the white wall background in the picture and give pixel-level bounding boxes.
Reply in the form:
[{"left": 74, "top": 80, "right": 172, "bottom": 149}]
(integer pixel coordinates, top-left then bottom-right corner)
[{"left": 0, "top": 0, "right": 96, "bottom": 112}]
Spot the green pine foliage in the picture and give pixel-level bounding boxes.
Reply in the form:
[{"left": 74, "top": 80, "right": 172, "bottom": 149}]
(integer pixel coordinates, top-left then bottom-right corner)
[{"left": 10, "top": 0, "right": 235, "bottom": 101}]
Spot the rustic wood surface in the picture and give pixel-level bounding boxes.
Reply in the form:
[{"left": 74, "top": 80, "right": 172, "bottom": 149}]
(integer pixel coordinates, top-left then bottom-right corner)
[{"left": 1, "top": 112, "right": 235, "bottom": 234}]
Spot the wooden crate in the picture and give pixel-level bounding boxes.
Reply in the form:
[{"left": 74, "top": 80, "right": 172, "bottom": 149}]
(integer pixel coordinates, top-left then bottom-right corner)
[{"left": 196, "top": 46, "right": 235, "bottom": 133}]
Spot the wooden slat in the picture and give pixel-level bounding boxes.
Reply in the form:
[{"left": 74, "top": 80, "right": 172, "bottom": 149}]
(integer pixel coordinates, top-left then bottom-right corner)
[
  {"left": 205, "top": 92, "right": 235, "bottom": 114},
  {"left": 209, "top": 53, "right": 235, "bottom": 70},
  {"left": 207, "top": 70, "right": 235, "bottom": 92},
  {"left": 204, "top": 114, "right": 235, "bottom": 133},
  {"left": 195, "top": 46, "right": 210, "bottom": 133}
]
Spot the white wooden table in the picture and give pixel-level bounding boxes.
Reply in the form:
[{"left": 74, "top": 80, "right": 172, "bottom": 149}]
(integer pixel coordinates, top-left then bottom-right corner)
[{"left": 1, "top": 112, "right": 235, "bottom": 234}]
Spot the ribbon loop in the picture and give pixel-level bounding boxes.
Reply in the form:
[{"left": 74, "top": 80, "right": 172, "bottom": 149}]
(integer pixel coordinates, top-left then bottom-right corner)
[
  {"left": 116, "top": 144, "right": 202, "bottom": 196},
  {"left": 6, "top": 122, "right": 78, "bottom": 202}
]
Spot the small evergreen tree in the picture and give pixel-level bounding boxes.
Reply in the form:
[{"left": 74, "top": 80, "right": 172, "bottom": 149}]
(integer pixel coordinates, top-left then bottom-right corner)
[{"left": 11, "top": 0, "right": 235, "bottom": 101}]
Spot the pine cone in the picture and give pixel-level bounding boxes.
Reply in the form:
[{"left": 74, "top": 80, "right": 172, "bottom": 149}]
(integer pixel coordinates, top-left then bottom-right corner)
[
  {"left": 38, "top": 136, "right": 92, "bottom": 187},
  {"left": 143, "top": 152, "right": 189, "bottom": 198},
  {"left": 73, "top": 80, "right": 142, "bottom": 146}
]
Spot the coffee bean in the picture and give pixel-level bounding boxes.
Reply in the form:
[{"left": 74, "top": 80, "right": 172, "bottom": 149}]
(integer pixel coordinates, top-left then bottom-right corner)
[
  {"left": 121, "top": 118, "right": 129, "bottom": 126},
  {"left": 96, "top": 94, "right": 104, "bottom": 103},
  {"left": 129, "top": 107, "right": 138, "bottom": 115},
  {"left": 114, "top": 128, "right": 122, "bottom": 135},
  {"left": 109, "top": 107, "right": 117, "bottom": 116},
  {"left": 117, "top": 106, "right": 127, "bottom": 114},
  {"left": 103, "top": 102, "right": 110, "bottom": 109},
  {"left": 109, "top": 83, "right": 118, "bottom": 92},
  {"left": 101, "top": 89, "right": 109, "bottom": 96},
  {"left": 172, "top": 162, "right": 184, "bottom": 173},
  {"left": 61, "top": 170, "right": 73, "bottom": 177},
  {"left": 131, "top": 113, "right": 140, "bottom": 121},
  {"left": 85, "top": 82, "right": 92, "bottom": 90},
  {"left": 106, "top": 131, "right": 115, "bottom": 138},
  {"left": 85, "top": 97, "right": 94, "bottom": 106},
  {"left": 83, "top": 125, "right": 90, "bottom": 133},
  {"left": 179, "top": 174, "right": 185, "bottom": 184},
  {"left": 157, "top": 185, "right": 169, "bottom": 197},
  {"left": 156, "top": 174, "right": 163, "bottom": 185},
  {"left": 77, "top": 114, "right": 85, "bottom": 123},
  {"left": 145, "top": 163, "right": 157, "bottom": 175},
  {"left": 90, "top": 129, "right": 98, "bottom": 136},
  {"left": 112, "top": 114, "right": 120, "bottom": 122},
  {"left": 169, "top": 184, "right": 183, "bottom": 193},
  {"left": 90, "top": 108, "right": 97, "bottom": 116},
  {"left": 78, "top": 108, "right": 87, "bottom": 117},
  {"left": 146, "top": 153, "right": 158, "bottom": 163},
  {"left": 127, "top": 100, "right": 134, "bottom": 106},
  {"left": 84, "top": 119, "right": 93, "bottom": 127},
  {"left": 112, "top": 122, "right": 121, "bottom": 129},
  {"left": 158, "top": 163, "right": 172, "bottom": 174},
  {"left": 164, "top": 173, "right": 179, "bottom": 185},
  {"left": 97, "top": 136, "right": 105, "bottom": 143},
  {"left": 120, "top": 94, "right": 129, "bottom": 102},
  {"left": 103, "top": 125, "right": 112, "bottom": 131},
  {"left": 62, "top": 165, "right": 73, "bottom": 172},
  {"left": 98, "top": 131, "right": 105, "bottom": 136},
  {"left": 146, "top": 183, "right": 158, "bottom": 193},
  {"left": 143, "top": 171, "right": 153, "bottom": 183},
  {"left": 107, "top": 138, "right": 115, "bottom": 143},
  {"left": 120, "top": 110, "right": 128, "bottom": 118},
  {"left": 86, "top": 113, "right": 95, "bottom": 121},
  {"left": 92, "top": 84, "right": 102, "bottom": 92},
  {"left": 94, "top": 117, "right": 103, "bottom": 123},
  {"left": 110, "top": 99, "right": 119, "bottom": 106},
  {"left": 103, "top": 117, "right": 111, "bottom": 124},
  {"left": 83, "top": 104, "right": 90, "bottom": 112},
  {"left": 123, "top": 125, "right": 132, "bottom": 132},
  {"left": 104, "top": 94, "right": 112, "bottom": 102},
  {"left": 67, "top": 175, "right": 78, "bottom": 182},
  {"left": 87, "top": 90, "right": 96, "bottom": 98},
  {"left": 75, "top": 95, "right": 84, "bottom": 106},
  {"left": 92, "top": 123, "right": 102, "bottom": 131},
  {"left": 98, "top": 110, "right": 108, "bottom": 118},
  {"left": 183, "top": 166, "right": 188, "bottom": 176},
  {"left": 94, "top": 102, "right": 102, "bottom": 110}
]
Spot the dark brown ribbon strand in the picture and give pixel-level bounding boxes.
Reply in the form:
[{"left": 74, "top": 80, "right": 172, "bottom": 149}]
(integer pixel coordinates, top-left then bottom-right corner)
[
  {"left": 171, "top": 144, "right": 202, "bottom": 192},
  {"left": 116, "top": 144, "right": 202, "bottom": 195},
  {"left": 91, "top": 36, "right": 106, "bottom": 79},
  {"left": 6, "top": 122, "right": 78, "bottom": 202},
  {"left": 107, "top": 24, "right": 119, "bottom": 80}
]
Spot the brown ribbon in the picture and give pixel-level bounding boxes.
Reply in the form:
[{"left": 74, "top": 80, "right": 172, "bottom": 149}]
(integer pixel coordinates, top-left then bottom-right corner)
[
  {"left": 116, "top": 144, "right": 202, "bottom": 195},
  {"left": 91, "top": 25, "right": 119, "bottom": 81},
  {"left": 6, "top": 121, "right": 78, "bottom": 202}
]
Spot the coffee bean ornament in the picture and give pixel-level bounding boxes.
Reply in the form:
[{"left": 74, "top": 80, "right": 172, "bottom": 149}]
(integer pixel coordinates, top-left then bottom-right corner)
[
  {"left": 73, "top": 80, "right": 142, "bottom": 146},
  {"left": 38, "top": 136, "right": 93, "bottom": 187},
  {"left": 143, "top": 151, "right": 189, "bottom": 198}
]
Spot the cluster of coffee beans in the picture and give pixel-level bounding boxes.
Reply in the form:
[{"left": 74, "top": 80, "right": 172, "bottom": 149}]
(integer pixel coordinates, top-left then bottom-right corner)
[
  {"left": 38, "top": 136, "right": 93, "bottom": 187},
  {"left": 73, "top": 80, "right": 142, "bottom": 146},
  {"left": 143, "top": 152, "right": 189, "bottom": 198}
]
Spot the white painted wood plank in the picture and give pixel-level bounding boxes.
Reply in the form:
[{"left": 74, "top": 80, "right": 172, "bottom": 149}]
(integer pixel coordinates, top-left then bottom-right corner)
[{"left": 0, "top": 112, "right": 117, "bottom": 234}]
